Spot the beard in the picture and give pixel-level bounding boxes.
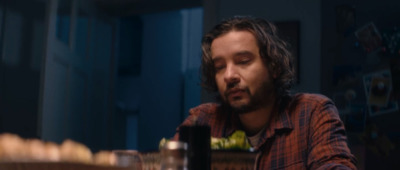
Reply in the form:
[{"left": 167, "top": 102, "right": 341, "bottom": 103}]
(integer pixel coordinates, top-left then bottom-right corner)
[{"left": 221, "top": 80, "right": 275, "bottom": 114}]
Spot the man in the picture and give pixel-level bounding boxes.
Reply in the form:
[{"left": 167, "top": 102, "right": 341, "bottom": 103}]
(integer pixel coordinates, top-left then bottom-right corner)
[{"left": 174, "top": 16, "right": 356, "bottom": 169}]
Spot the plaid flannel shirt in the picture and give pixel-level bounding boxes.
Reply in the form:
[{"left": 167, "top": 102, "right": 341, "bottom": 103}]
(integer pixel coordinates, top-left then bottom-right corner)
[{"left": 174, "top": 93, "right": 357, "bottom": 170}]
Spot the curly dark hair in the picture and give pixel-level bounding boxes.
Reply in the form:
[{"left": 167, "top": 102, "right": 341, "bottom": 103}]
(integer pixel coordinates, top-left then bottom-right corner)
[{"left": 201, "top": 16, "right": 296, "bottom": 104}]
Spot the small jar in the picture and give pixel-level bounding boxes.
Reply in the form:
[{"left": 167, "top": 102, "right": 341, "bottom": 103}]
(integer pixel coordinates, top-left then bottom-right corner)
[
  {"left": 160, "top": 141, "right": 188, "bottom": 170},
  {"left": 113, "top": 150, "right": 142, "bottom": 170}
]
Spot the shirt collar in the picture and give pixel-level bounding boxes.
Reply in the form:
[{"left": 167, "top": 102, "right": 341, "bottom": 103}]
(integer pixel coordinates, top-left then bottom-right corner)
[
  {"left": 255, "top": 109, "right": 293, "bottom": 150},
  {"left": 223, "top": 108, "right": 294, "bottom": 150}
]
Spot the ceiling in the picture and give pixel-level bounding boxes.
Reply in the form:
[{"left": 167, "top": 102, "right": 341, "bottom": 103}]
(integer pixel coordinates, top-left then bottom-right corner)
[{"left": 93, "top": 0, "right": 202, "bottom": 16}]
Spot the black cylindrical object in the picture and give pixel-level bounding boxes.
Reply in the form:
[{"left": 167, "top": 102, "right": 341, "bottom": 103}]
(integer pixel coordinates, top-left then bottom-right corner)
[{"left": 179, "top": 125, "right": 211, "bottom": 170}]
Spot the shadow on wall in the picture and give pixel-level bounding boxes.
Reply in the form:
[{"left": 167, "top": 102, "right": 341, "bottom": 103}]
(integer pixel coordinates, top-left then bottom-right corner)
[
  {"left": 116, "top": 8, "right": 203, "bottom": 151},
  {"left": 0, "top": 0, "right": 45, "bottom": 139}
]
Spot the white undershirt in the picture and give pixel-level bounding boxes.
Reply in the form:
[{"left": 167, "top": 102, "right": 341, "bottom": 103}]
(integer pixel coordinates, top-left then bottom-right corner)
[{"left": 247, "top": 128, "right": 266, "bottom": 147}]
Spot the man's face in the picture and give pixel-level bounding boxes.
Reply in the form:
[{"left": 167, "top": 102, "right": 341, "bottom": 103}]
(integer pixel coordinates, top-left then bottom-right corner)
[{"left": 211, "top": 30, "right": 275, "bottom": 113}]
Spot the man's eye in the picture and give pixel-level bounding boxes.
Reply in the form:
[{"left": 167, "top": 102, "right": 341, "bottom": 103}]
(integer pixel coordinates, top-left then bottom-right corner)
[
  {"left": 239, "top": 59, "right": 250, "bottom": 64},
  {"left": 214, "top": 65, "right": 225, "bottom": 71}
]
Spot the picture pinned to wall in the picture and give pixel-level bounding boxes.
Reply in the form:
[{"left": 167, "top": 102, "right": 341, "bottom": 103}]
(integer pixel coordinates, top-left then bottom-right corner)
[
  {"left": 363, "top": 69, "right": 399, "bottom": 116},
  {"left": 355, "top": 22, "right": 382, "bottom": 53},
  {"left": 333, "top": 90, "right": 366, "bottom": 133},
  {"left": 382, "top": 26, "right": 400, "bottom": 57}
]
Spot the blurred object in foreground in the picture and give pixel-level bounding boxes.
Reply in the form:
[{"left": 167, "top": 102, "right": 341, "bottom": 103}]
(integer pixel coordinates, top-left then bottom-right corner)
[
  {"left": 113, "top": 150, "right": 142, "bottom": 170},
  {"left": 141, "top": 150, "right": 257, "bottom": 170},
  {"left": 179, "top": 125, "right": 210, "bottom": 170},
  {"left": 160, "top": 141, "right": 188, "bottom": 170}
]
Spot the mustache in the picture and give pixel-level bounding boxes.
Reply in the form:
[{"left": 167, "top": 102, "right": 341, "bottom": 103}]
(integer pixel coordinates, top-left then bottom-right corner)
[
  {"left": 224, "top": 85, "right": 249, "bottom": 97},
  {"left": 224, "top": 82, "right": 239, "bottom": 96}
]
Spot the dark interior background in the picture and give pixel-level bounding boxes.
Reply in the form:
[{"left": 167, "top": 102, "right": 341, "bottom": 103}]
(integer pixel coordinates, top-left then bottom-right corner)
[{"left": 0, "top": 0, "right": 399, "bottom": 169}]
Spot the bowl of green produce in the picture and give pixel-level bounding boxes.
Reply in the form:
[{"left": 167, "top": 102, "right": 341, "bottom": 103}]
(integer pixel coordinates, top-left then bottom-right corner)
[
  {"left": 210, "top": 131, "right": 257, "bottom": 170},
  {"left": 156, "top": 130, "right": 257, "bottom": 170}
]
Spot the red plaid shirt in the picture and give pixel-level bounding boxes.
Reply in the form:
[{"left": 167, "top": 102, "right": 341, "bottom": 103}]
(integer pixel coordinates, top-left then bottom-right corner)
[{"left": 174, "top": 93, "right": 357, "bottom": 170}]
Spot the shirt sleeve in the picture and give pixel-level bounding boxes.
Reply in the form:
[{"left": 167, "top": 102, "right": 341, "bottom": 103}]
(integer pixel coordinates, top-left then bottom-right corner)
[
  {"left": 172, "top": 110, "right": 197, "bottom": 141},
  {"left": 307, "top": 98, "right": 357, "bottom": 170},
  {"left": 173, "top": 103, "right": 220, "bottom": 141}
]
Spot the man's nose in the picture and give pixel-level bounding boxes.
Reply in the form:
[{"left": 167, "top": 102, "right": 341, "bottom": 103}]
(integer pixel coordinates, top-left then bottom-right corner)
[{"left": 223, "top": 64, "right": 240, "bottom": 84}]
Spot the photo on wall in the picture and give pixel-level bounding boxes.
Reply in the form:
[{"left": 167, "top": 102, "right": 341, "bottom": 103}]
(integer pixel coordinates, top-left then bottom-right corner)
[
  {"left": 355, "top": 22, "right": 382, "bottom": 53},
  {"left": 363, "top": 69, "right": 399, "bottom": 116}
]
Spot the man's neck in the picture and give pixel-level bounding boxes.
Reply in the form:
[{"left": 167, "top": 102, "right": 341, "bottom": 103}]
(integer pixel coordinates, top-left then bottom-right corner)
[{"left": 238, "top": 102, "right": 275, "bottom": 136}]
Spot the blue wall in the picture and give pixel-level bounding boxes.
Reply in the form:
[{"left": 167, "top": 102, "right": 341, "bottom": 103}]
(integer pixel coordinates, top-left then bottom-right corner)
[
  {"left": 139, "top": 10, "right": 183, "bottom": 151},
  {"left": 117, "top": 8, "right": 203, "bottom": 151}
]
